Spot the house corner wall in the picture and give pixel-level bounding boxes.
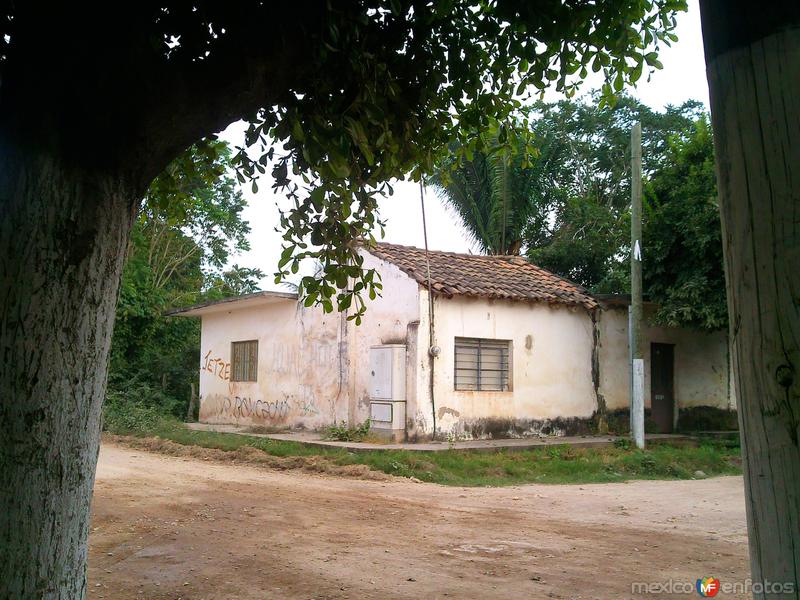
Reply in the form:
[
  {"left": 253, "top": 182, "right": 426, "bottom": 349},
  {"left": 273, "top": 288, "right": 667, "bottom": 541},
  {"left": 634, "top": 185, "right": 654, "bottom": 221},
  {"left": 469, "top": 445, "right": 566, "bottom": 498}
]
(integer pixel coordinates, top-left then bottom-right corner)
[
  {"left": 197, "top": 300, "right": 347, "bottom": 430},
  {"left": 412, "top": 287, "right": 434, "bottom": 437},
  {"left": 347, "top": 251, "right": 422, "bottom": 428}
]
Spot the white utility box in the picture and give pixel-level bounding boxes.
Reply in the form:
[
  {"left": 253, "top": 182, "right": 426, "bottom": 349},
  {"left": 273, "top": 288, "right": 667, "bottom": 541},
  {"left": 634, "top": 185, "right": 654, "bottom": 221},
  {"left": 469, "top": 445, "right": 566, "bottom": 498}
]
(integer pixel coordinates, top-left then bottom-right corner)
[
  {"left": 368, "top": 344, "right": 406, "bottom": 439},
  {"left": 368, "top": 344, "right": 406, "bottom": 400}
]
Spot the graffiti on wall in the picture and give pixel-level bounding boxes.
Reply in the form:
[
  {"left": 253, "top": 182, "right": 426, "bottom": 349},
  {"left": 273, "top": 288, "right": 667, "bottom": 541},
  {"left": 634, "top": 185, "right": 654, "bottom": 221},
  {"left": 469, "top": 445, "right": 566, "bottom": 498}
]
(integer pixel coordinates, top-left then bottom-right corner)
[
  {"left": 202, "top": 389, "right": 320, "bottom": 423},
  {"left": 220, "top": 396, "right": 291, "bottom": 421},
  {"left": 199, "top": 337, "right": 339, "bottom": 423},
  {"left": 202, "top": 350, "right": 230, "bottom": 381}
]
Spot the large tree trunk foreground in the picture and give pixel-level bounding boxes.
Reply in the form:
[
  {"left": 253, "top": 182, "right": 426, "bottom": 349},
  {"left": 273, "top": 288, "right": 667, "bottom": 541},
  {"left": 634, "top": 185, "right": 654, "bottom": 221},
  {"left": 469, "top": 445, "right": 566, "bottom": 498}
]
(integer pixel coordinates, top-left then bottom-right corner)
[
  {"left": 701, "top": 4, "right": 800, "bottom": 596},
  {"left": 0, "top": 148, "right": 136, "bottom": 598}
]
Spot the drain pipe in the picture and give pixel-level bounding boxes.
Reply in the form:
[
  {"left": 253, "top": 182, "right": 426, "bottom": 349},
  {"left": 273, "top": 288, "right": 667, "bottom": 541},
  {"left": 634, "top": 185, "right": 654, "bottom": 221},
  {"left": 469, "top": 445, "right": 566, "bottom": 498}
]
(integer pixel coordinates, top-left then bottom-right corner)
[{"left": 419, "top": 181, "right": 438, "bottom": 439}]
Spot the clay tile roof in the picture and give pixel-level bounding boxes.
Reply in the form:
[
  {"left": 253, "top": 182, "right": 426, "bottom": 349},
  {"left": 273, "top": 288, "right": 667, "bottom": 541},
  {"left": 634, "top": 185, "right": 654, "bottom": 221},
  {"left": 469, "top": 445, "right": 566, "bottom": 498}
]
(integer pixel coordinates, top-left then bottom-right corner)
[{"left": 365, "top": 242, "right": 598, "bottom": 310}]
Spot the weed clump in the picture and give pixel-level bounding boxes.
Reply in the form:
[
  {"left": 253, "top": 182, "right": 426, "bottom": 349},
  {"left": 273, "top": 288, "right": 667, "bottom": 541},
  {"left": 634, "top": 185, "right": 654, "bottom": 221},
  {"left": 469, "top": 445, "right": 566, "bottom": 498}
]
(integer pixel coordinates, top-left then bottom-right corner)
[{"left": 324, "top": 419, "right": 372, "bottom": 442}]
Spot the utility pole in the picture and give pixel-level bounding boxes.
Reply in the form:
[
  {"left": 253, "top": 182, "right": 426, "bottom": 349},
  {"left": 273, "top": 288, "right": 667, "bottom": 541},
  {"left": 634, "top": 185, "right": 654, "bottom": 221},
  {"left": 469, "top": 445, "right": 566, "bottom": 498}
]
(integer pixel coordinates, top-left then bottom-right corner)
[{"left": 630, "top": 122, "right": 645, "bottom": 449}]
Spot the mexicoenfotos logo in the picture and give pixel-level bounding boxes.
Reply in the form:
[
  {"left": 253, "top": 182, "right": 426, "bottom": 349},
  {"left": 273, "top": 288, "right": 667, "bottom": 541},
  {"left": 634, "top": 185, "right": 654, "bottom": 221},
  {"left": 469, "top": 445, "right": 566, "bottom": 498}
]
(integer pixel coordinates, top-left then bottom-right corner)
[
  {"left": 696, "top": 577, "right": 720, "bottom": 597},
  {"left": 632, "top": 577, "right": 794, "bottom": 595}
]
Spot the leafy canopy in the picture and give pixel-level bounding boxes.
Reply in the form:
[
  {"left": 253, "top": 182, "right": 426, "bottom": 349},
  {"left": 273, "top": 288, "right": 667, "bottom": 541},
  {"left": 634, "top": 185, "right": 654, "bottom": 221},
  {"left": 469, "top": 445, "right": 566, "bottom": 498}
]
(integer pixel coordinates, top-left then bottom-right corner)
[
  {"left": 427, "top": 93, "right": 725, "bottom": 331},
  {"left": 0, "top": 2, "right": 686, "bottom": 324},
  {"left": 524, "top": 93, "right": 705, "bottom": 292},
  {"left": 223, "top": 1, "right": 687, "bottom": 323},
  {"left": 1, "top": 2, "right": 686, "bottom": 323}
]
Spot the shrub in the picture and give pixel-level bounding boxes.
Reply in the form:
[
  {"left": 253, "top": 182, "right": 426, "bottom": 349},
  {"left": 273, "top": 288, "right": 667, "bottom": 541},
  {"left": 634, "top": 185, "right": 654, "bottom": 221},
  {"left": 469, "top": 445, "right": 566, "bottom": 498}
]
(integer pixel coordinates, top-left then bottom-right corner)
[
  {"left": 324, "top": 419, "right": 371, "bottom": 442},
  {"left": 613, "top": 438, "right": 632, "bottom": 450},
  {"left": 103, "top": 376, "right": 179, "bottom": 434}
]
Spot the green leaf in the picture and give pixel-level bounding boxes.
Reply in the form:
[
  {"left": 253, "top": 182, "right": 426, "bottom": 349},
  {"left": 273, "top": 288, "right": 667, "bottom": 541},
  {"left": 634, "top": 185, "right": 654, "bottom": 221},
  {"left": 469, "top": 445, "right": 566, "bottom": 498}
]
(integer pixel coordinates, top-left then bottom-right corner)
[
  {"left": 644, "top": 52, "right": 659, "bottom": 67},
  {"left": 309, "top": 187, "right": 325, "bottom": 211},
  {"left": 278, "top": 245, "right": 295, "bottom": 268},
  {"left": 631, "top": 62, "right": 643, "bottom": 83}
]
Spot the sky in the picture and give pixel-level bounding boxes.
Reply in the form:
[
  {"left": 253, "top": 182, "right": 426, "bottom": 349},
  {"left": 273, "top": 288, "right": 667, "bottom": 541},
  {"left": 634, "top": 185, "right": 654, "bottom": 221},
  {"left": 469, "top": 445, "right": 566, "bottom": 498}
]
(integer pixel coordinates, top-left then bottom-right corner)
[{"left": 219, "top": 0, "right": 710, "bottom": 290}]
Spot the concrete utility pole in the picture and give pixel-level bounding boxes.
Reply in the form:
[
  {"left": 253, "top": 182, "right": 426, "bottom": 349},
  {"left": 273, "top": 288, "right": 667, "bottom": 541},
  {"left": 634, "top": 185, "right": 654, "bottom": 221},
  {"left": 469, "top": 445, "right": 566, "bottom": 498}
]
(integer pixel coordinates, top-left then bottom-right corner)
[{"left": 630, "top": 122, "right": 645, "bottom": 449}]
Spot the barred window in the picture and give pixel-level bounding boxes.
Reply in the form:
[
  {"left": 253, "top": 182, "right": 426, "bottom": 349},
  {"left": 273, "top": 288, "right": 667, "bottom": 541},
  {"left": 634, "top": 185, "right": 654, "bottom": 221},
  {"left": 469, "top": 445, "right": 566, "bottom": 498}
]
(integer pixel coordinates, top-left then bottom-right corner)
[
  {"left": 231, "top": 340, "right": 258, "bottom": 382},
  {"left": 454, "top": 337, "right": 511, "bottom": 391}
]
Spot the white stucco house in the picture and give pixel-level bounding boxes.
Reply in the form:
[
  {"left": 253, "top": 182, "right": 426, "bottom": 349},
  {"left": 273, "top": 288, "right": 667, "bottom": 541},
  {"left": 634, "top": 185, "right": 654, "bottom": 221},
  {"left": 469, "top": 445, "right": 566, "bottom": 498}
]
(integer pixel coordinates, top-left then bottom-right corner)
[{"left": 171, "top": 243, "right": 735, "bottom": 440}]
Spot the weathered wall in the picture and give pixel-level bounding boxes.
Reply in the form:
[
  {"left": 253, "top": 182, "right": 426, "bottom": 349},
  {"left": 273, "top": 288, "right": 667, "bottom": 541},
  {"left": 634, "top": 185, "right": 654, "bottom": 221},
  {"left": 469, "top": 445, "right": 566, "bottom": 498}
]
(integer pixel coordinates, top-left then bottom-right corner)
[
  {"left": 415, "top": 293, "right": 598, "bottom": 438},
  {"left": 597, "top": 305, "right": 735, "bottom": 413},
  {"left": 348, "top": 251, "right": 421, "bottom": 427},
  {"left": 198, "top": 300, "right": 346, "bottom": 429},
  {"left": 197, "top": 251, "right": 422, "bottom": 432}
]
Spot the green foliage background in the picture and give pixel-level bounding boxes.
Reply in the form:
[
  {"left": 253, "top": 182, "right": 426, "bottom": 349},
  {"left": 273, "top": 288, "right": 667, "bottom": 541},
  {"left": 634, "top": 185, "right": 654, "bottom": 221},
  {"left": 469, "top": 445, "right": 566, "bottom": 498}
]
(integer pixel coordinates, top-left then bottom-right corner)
[
  {"left": 107, "top": 140, "right": 263, "bottom": 423},
  {"left": 644, "top": 117, "right": 725, "bottom": 330},
  {"left": 433, "top": 93, "right": 725, "bottom": 331}
]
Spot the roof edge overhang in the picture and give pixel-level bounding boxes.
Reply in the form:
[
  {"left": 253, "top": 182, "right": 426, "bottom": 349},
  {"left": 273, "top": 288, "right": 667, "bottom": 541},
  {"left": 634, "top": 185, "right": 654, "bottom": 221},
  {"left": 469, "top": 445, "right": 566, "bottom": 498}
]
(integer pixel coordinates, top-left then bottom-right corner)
[
  {"left": 417, "top": 282, "right": 599, "bottom": 311},
  {"left": 594, "top": 293, "right": 659, "bottom": 309},
  {"left": 165, "top": 290, "right": 298, "bottom": 317}
]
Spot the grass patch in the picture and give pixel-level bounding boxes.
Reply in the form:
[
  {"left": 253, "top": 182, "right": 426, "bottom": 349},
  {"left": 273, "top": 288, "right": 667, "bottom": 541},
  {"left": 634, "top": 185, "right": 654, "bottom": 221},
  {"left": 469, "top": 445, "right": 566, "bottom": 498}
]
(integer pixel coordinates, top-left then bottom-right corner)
[
  {"left": 347, "top": 442, "right": 741, "bottom": 486},
  {"left": 106, "top": 415, "right": 742, "bottom": 487}
]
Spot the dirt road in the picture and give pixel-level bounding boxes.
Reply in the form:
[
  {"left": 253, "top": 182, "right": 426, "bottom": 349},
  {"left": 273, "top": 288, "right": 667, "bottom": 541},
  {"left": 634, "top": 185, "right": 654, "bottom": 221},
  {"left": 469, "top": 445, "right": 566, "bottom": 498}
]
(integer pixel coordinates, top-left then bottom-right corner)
[{"left": 89, "top": 442, "right": 750, "bottom": 599}]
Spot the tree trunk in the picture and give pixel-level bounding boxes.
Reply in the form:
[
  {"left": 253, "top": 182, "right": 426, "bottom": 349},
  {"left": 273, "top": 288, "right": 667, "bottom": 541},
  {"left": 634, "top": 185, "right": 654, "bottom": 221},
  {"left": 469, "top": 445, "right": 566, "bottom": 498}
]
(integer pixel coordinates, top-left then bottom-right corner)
[
  {"left": 701, "top": 6, "right": 800, "bottom": 596},
  {"left": 0, "top": 148, "right": 135, "bottom": 598}
]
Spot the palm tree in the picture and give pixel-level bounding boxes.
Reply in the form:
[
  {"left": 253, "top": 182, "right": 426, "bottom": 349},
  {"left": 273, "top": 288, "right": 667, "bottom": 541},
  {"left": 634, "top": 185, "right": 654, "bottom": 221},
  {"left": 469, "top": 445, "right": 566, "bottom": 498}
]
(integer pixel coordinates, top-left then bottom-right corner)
[{"left": 429, "top": 136, "right": 563, "bottom": 256}]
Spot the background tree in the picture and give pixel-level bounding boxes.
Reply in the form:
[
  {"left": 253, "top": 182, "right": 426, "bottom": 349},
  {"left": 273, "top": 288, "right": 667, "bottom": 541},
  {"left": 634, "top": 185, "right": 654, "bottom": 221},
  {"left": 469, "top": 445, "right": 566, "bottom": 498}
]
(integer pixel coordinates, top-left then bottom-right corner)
[
  {"left": 430, "top": 137, "right": 556, "bottom": 255},
  {"left": 525, "top": 94, "right": 705, "bottom": 291},
  {"left": 108, "top": 140, "right": 262, "bottom": 424},
  {"left": 643, "top": 116, "right": 726, "bottom": 331},
  {"left": 530, "top": 194, "right": 630, "bottom": 292}
]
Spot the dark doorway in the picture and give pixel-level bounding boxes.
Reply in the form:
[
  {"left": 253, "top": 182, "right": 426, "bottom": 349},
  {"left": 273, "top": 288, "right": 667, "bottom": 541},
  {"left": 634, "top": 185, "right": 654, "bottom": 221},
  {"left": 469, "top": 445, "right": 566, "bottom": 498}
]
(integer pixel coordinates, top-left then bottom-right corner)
[{"left": 650, "top": 343, "right": 675, "bottom": 433}]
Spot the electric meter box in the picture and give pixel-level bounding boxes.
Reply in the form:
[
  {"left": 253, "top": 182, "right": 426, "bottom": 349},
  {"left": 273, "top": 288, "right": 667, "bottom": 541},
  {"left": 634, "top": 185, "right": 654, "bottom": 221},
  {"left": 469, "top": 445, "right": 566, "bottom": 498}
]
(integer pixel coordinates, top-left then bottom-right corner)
[
  {"left": 368, "top": 344, "right": 406, "bottom": 439},
  {"left": 368, "top": 344, "right": 406, "bottom": 400}
]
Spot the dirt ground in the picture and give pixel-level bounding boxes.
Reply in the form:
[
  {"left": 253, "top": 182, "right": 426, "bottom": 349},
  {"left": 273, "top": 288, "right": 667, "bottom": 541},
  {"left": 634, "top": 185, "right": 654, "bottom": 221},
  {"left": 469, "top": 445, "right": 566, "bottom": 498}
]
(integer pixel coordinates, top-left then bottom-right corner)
[{"left": 88, "top": 442, "right": 750, "bottom": 600}]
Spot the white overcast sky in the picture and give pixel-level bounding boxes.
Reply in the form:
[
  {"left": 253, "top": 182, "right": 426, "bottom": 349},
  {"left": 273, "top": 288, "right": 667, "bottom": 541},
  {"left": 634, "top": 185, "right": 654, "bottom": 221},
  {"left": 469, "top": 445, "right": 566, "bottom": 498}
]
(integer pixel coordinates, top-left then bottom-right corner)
[{"left": 218, "top": 0, "right": 709, "bottom": 290}]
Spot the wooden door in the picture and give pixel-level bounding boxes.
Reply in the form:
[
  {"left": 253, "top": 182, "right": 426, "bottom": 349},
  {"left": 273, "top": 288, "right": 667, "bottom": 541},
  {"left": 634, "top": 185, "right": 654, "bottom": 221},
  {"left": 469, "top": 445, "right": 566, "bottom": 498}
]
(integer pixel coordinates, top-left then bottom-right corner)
[{"left": 650, "top": 343, "right": 675, "bottom": 433}]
